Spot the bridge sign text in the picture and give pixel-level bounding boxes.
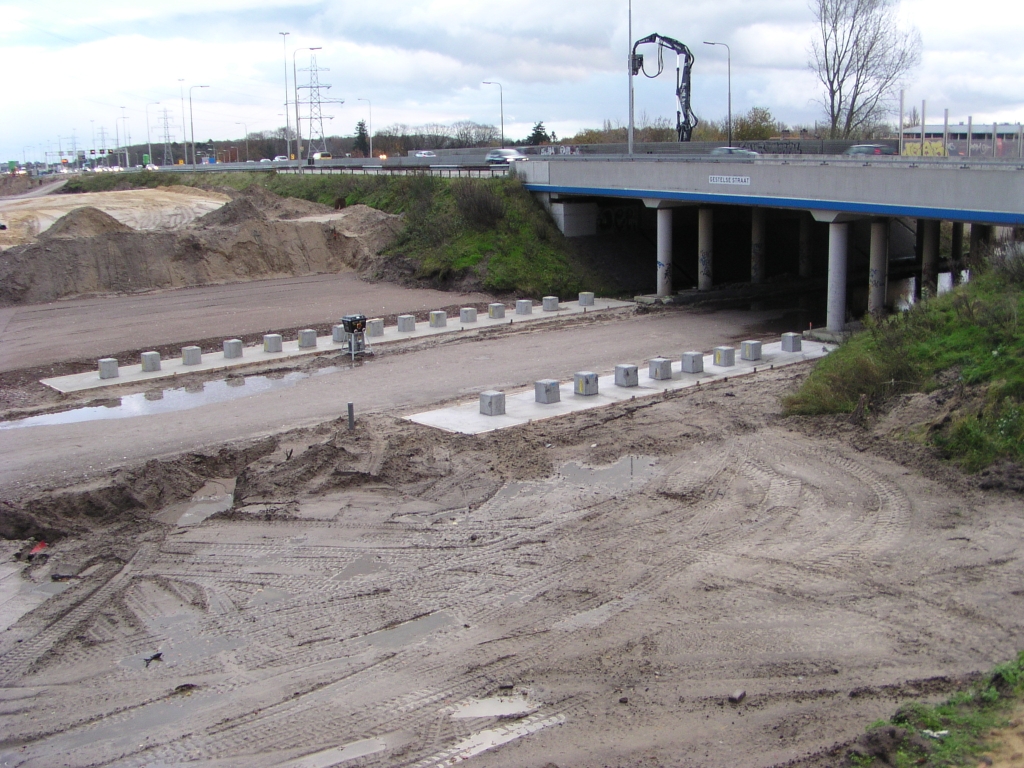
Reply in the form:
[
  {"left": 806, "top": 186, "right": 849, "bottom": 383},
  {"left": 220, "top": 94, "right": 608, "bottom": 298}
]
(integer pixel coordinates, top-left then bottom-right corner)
[{"left": 709, "top": 175, "right": 751, "bottom": 186}]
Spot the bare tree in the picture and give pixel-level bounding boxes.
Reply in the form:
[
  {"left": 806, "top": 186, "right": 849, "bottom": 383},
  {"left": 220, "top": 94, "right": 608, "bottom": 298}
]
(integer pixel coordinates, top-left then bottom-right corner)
[{"left": 810, "top": 0, "right": 921, "bottom": 139}]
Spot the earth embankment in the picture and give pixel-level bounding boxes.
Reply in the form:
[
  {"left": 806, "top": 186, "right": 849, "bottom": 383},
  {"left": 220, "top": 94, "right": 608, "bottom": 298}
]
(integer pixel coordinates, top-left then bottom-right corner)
[{"left": 0, "top": 192, "right": 401, "bottom": 305}]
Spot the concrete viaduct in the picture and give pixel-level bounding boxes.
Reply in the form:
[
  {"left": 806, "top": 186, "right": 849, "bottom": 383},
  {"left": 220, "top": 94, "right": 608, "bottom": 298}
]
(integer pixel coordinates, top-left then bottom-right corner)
[{"left": 518, "top": 156, "right": 1024, "bottom": 334}]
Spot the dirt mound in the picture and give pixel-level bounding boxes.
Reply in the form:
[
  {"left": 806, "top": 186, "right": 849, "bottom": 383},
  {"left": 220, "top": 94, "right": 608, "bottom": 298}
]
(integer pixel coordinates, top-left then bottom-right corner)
[
  {"left": 0, "top": 204, "right": 402, "bottom": 305},
  {"left": 195, "top": 197, "right": 267, "bottom": 227},
  {"left": 239, "top": 185, "right": 335, "bottom": 219},
  {"left": 40, "top": 206, "right": 133, "bottom": 239}
]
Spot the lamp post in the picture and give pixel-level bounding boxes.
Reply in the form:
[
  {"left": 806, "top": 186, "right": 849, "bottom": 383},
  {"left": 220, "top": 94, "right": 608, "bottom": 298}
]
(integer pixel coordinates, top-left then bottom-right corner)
[
  {"left": 482, "top": 81, "right": 503, "bottom": 148},
  {"left": 120, "top": 106, "right": 129, "bottom": 167},
  {"left": 358, "top": 98, "right": 372, "bottom": 158},
  {"left": 293, "top": 46, "right": 322, "bottom": 171},
  {"left": 235, "top": 122, "right": 249, "bottom": 161},
  {"left": 279, "top": 32, "right": 291, "bottom": 160},
  {"left": 628, "top": 0, "right": 633, "bottom": 155},
  {"left": 703, "top": 41, "right": 731, "bottom": 146},
  {"left": 178, "top": 79, "right": 187, "bottom": 164},
  {"left": 189, "top": 85, "right": 209, "bottom": 168},
  {"left": 145, "top": 101, "right": 159, "bottom": 166}
]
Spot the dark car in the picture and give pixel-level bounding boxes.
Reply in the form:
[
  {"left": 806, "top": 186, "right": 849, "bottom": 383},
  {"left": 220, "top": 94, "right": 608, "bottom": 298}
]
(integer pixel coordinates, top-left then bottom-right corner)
[
  {"left": 843, "top": 144, "right": 898, "bottom": 156},
  {"left": 709, "top": 147, "right": 759, "bottom": 158}
]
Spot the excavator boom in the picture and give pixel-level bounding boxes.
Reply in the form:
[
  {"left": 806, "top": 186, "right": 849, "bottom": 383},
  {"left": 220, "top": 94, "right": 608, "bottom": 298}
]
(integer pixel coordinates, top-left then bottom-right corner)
[{"left": 631, "top": 33, "right": 698, "bottom": 142}]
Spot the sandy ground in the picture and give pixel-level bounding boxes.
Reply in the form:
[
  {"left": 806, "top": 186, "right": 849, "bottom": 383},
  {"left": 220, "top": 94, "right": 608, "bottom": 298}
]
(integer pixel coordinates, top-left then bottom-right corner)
[
  {"left": 0, "top": 284, "right": 1021, "bottom": 767},
  {"left": 0, "top": 190, "right": 1021, "bottom": 767},
  {"left": 0, "top": 186, "right": 230, "bottom": 250}
]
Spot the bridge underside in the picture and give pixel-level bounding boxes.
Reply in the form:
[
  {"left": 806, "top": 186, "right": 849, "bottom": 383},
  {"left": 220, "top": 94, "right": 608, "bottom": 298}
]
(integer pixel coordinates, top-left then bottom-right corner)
[{"left": 523, "top": 159, "right": 1021, "bottom": 333}]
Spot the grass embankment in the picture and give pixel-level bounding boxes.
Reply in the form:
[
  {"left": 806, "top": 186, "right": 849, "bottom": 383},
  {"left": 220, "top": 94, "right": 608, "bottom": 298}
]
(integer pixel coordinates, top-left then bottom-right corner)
[
  {"left": 848, "top": 653, "right": 1024, "bottom": 767},
  {"left": 784, "top": 247, "right": 1024, "bottom": 472},
  {"left": 62, "top": 171, "right": 606, "bottom": 298}
]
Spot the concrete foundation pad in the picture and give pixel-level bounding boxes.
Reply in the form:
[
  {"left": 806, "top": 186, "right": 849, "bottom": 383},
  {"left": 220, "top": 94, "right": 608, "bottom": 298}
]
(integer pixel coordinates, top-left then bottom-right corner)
[
  {"left": 41, "top": 298, "right": 633, "bottom": 394},
  {"left": 408, "top": 341, "right": 833, "bottom": 435}
]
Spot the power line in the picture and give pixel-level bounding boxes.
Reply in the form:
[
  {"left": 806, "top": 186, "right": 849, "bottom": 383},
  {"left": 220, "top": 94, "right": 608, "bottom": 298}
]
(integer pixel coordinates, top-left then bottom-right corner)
[{"left": 297, "top": 53, "right": 343, "bottom": 159}]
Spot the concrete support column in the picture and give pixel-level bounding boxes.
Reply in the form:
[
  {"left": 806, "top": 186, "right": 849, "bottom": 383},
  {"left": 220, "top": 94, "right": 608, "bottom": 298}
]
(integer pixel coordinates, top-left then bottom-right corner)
[
  {"left": 656, "top": 207, "right": 673, "bottom": 297},
  {"left": 827, "top": 222, "right": 849, "bottom": 333},
  {"left": 951, "top": 222, "right": 964, "bottom": 284},
  {"left": 921, "top": 219, "right": 940, "bottom": 299},
  {"left": 698, "top": 207, "right": 713, "bottom": 291},
  {"left": 868, "top": 219, "right": 889, "bottom": 316},
  {"left": 914, "top": 219, "right": 925, "bottom": 301},
  {"left": 969, "top": 223, "right": 993, "bottom": 260},
  {"left": 798, "top": 214, "right": 813, "bottom": 278},
  {"left": 750, "top": 208, "right": 766, "bottom": 284}
]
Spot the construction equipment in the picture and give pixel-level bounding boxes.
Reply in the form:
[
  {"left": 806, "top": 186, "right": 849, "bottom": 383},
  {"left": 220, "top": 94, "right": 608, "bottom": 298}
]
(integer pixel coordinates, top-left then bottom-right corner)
[
  {"left": 339, "top": 314, "right": 370, "bottom": 361},
  {"left": 631, "top": 33, "right": 698, "bottom": 142}
]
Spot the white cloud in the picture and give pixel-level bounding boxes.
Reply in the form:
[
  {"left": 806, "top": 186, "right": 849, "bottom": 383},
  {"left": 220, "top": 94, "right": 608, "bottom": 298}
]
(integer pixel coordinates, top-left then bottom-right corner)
[{"left": 2, "top": 0, "right": 1023, "bottom": 160}]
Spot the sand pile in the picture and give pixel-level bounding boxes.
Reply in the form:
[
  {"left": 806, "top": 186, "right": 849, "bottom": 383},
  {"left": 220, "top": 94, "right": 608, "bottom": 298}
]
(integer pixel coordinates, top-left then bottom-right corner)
[
  {"left": 40, "top": 207, "right": 133, "bottom": 239},
  {"left": 0, "top": 190, "right": 402, "bottom": 305}
]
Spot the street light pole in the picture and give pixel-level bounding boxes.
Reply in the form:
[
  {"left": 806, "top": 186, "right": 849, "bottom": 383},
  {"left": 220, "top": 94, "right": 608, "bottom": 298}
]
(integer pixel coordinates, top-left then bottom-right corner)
[
  {"left": 236, "top": 123, "right": 249, "bottom": 161},
  {"left": 703, "top": 41, "right": 731, "bottom": 146},
  {"left": 482, "top": 81, "right": 503, "bottom": 148},
  {"left": 358, "top": 98, "right": 372, "bottom": 158},
  {"left": 293, "top": 46, "right": 322, "bottom": 172},
  {"left": 178, "top": 79, "right": 187, "bottom": 164},
  {"left": 628, "top": 0, "right": 634, "bottom": 156},
  {"left": 189, "top": 85, "right": 209, "bottom": 168},
  {"left": 279, "top": 32, "right": 291, "bottom": 160},
  {"left": 146, "top": 102, "right": 159, "bottom": 166},
  {"left": 120, "top": 106, "right": 129, "bottom": 167}
]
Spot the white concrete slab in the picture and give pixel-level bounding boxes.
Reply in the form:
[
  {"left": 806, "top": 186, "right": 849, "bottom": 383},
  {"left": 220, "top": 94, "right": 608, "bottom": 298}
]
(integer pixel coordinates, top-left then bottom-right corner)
[
  {"left": 407, "top": 340, "right": 832, "bottom": 434},
  {"left": 41, "top": 299, "right": 632, "bottom": 394}
]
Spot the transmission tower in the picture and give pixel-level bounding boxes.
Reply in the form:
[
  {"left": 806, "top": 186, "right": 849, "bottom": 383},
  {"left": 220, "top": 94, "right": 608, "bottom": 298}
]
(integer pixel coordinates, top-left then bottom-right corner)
[
  {"left": 297, "top": 54, "right": 343, "bottom": 159},
  {"left": 159, "top": 108, "right": 175, "bottom": 165}
]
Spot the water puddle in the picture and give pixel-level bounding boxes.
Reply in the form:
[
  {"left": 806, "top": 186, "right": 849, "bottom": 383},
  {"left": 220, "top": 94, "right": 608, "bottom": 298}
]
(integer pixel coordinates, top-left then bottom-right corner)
[
  {"left": 363, "top": 611, "right": 453, "bottom": 650},
  {"left": 0, "top": 562, "right": 70, "bottom": 632},
  {"left": 176, "top": 478, "right": 235, "bottom": 526},
  {"left": 249, "top": 587, "right": 291, "bottom": 607},
  {"left": 558, "top": 455, "right": 658, "bottom": 490},
  {"left": 278, "top": 737, "right": 388, "bottom": 768},
  {"left": 0, "top": 366, "right": 345, "bottom": 430},
  {"left": 451, "top": 695, "right": 538, "bottom": 719}
]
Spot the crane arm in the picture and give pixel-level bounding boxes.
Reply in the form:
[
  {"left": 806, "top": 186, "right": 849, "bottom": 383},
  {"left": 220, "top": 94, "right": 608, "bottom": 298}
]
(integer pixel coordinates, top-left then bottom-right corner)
[{"left": 631, "top": 33, "right": 698, "bottom": 142}]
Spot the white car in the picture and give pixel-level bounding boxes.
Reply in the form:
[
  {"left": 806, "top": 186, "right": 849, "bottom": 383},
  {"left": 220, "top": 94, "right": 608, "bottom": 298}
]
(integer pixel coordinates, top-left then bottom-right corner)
[
  {"left": 273, "top": 155, "right": 289, "bottom": 162},
  {"left": 145, "top": 163, "right": 159, "bottom": 171},
  {"left": 485, "top": 149, "right": 527, "bottom": 164},
  {"left": 415, "top": 150, "right": 436, "bottom": 158}
]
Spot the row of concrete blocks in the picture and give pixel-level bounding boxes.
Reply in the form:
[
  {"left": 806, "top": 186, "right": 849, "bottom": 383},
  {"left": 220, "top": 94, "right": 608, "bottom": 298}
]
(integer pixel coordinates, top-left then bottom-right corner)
[
  {"left": 96, "top": 292, "right": 599, "bottom": 379},
  {"left": 479, "top": 333, "right": 803, "bottom": 415}
]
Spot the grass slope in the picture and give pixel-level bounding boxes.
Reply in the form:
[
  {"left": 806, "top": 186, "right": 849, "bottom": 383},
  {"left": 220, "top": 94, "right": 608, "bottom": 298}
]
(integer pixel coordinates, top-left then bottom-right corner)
[
  {"left": 784, "top": 247, "right": 1024, "bottom": 472},
  {"left": 847, "top": 652, "right": 1024, "bottom": 767},
  {"left": 62, "top": 171, "right": 607, "bottom": 298}
]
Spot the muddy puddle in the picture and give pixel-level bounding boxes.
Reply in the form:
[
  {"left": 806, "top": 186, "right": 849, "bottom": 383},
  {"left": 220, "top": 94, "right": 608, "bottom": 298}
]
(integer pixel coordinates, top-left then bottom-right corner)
[
  {"left": 363, "top": 612, "right": 454, "bottom": 650},
  {"left": 451, "top": 695, "right": 538, "bottom": 719},
  {"left": 0, "top": 366, "right": 348, "bottom": 430}
]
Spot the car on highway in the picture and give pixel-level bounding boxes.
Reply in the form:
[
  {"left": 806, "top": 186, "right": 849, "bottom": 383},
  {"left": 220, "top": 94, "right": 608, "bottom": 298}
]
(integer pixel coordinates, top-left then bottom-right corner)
[
  {"left": 415, "top": 150, "right": 436, "bottom": 158},
  {"left": 312, "top": 152, "right": 332, "bottom": 160},
  {"left": 709, "top": 147, "right": 759, "bottom": 158},
  {"left": 485, "top": 149, "right": 527, "bottom": 164},
  {"left": 145, "top": 164, "right": 159, "bottom": 171},
  {"left": 843, "top": 144, "right": 898, "bottom": 156},
  {"left": 259, "top": 158, "right": 272, "bottom": 163},
  {"left": 272, "top": 155, "right": 289, "bottom": 162}
]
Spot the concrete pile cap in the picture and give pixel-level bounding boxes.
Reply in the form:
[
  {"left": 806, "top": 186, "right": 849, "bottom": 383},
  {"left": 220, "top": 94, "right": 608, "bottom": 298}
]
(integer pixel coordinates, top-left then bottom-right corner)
[
  {"left": 574, "top": 371, "right": 599, "bottom": 396},
  {"left": 429, "top": 311, "right": 447, "bottom": 327},
  {"left": 298, "top": 329, "right": 317, "bottom": 348},
  {"left": 781, "top": 332, "right": 802, "bottom": 352},
  {"left": 682, "top": 351, "right": 704, "bottom": 373},
  {"left": 460, "top": 308, "right": 477, "bottom": 323},
  {"left": 578, "top": 291, "right": 595, "bottom": 306},
  {"left": 367, "top": 318, "right": 385, "bottom": 336},
  {"left": 98, "top": 358, "right": 119, "bottom": 379},
  {"left": 141, "top": 351, "right": 162, "bottom": 371},
  {"left": 397, "top": 314, "right": 416, "bottom": 331},
  {"left": 649, "top": 357, "right": 673, "bottom": 380},
  {"left": 480, "top": 390, "right": 506, "bottom": 416},
  {"left": 488, "top": 303, "right": 506, "bottom": 318},
  {"left": 614, "top": 364, "right": 638, "bottom": 387},
  {"left": 535, "top": 379, "right": 560, "bottom": 404},
  {"left": 223, "top": 339, "right": 243, "bottom": 359},
  {"left": 741, "top": 340, "right": 762, "bottom": 361},
  {"left": 182, "top": 346, "right": 202, "bottom": 365},
  {"left": 515, "top": 299, "right": 533, "bottom": 315},
  {"left": 264, "top": 334, "right": 283, "bottom": 353},
  {"left": 542, "top": 296, "right": 559, "bottom": 311},
  {"left": 713, "top": 346, "right": 735, "bottom": 367}
]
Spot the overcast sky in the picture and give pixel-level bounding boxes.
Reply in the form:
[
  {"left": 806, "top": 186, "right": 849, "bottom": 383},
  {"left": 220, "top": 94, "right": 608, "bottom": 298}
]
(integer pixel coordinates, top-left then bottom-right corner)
[{"left": 2, "top": 0, "right": 1022, "bottom": 162}]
